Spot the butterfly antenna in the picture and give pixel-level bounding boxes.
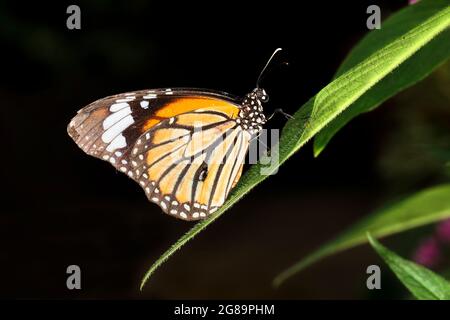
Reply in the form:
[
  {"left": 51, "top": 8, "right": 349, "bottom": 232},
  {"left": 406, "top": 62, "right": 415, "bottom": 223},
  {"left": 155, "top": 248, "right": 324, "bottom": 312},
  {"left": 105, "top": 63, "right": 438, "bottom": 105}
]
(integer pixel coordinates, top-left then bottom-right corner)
[{"left": 256, "top": 48, "right": 283, "bottom": 88}]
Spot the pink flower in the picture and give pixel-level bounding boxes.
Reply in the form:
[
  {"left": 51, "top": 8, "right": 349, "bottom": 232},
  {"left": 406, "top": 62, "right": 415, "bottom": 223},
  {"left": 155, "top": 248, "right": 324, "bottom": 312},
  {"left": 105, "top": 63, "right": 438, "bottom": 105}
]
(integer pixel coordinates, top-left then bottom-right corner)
[
  {"left": 412, "top": 237, "right": 440, "bottom": 268},
  {"left": 409, "top": 0, "right": 420, "bottom": 4},
  {"left": 436, "top": 218, "right": 450, "bottom": 243}
]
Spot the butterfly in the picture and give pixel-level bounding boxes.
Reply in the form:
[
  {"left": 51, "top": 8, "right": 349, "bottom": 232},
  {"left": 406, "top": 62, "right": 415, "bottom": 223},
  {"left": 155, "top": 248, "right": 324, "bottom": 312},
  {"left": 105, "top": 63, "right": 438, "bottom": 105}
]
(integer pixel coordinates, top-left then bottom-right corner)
[{"left": 67, "top": 49, "right": 284, "bottom": 221}]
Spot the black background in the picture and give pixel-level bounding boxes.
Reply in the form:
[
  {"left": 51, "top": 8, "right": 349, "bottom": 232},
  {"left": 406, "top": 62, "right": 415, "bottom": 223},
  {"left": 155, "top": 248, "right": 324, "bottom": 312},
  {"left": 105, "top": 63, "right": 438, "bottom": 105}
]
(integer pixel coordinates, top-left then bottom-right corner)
[{"left": 2, "top": 0, "right": 448, "bottom": 299}]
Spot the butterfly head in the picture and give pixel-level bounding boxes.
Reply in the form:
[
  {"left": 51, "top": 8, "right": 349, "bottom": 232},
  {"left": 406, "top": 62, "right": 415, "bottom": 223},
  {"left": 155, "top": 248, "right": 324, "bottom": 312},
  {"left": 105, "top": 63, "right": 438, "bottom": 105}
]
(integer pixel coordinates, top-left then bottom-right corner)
[{"left": 253, "top": 87, "right": 269, "bottom": 103}]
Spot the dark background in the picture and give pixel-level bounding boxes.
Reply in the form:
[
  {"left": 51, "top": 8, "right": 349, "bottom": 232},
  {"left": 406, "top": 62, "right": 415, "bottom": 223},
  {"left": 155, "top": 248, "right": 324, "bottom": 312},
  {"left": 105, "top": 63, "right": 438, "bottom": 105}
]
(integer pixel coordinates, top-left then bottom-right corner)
[{"left": 1, "top": 0, "right": 449, "bottom": 299}]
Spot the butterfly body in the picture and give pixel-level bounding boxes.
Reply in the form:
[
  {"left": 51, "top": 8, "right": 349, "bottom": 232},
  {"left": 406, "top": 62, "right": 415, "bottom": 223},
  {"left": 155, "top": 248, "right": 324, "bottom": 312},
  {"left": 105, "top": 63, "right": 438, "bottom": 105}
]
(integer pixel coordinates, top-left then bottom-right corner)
[{"left": 68, "top": 87, "right": 269, "bottom": 221}]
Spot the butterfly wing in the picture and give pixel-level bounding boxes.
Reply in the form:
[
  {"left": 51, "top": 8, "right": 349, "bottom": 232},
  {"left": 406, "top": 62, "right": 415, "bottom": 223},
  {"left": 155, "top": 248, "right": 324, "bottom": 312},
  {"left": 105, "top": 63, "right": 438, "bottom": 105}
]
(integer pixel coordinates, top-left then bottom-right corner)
[{"left": 68, "top": 88, "right": 250, "bottom": 220}]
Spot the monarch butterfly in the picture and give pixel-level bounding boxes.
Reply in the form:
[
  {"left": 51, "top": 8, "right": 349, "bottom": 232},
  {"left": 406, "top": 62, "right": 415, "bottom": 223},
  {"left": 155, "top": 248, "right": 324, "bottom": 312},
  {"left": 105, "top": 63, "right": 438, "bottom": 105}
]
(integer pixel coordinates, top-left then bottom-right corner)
[{"left": 68, "top": 49, "right": 285, "bottom": 221}]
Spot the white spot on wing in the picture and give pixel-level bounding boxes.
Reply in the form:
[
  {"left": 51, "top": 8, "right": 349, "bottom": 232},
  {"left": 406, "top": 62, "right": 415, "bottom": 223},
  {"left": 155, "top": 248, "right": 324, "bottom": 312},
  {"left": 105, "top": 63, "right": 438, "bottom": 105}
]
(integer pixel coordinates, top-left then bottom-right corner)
[
  {"left": 110, "top": 102, "right": 129, "bottom": 112},
  {"left": 103, "top": 107, "right": 132, "bottom": 130},
  {"left": 116, "top": 97, "right": 135, "bottom": 103},
  {"left": 102, "top": 115, "right": 134, "bottom": 143},
  {"left": 106, "top": 134, "right": 126, "bottom": 152},
  {"left": 140, "top": 101, "right": 149, "bottom": 109}
]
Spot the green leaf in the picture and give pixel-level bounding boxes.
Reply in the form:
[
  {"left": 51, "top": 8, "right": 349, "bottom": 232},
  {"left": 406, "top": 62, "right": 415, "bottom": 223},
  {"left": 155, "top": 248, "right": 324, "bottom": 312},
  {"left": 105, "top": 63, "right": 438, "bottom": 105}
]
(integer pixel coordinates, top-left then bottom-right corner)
[
  {"left": 273, "top": 184, "right": 450, "bottom": 287},
  {"left": 367, "top": 233, "right": 450, "bottom": 300},
  {"left": 314, "top": 0, "right": 450, "bottom": 157},
  {"left": 140, "top": 7, "right": 450, "bottom": 290}
]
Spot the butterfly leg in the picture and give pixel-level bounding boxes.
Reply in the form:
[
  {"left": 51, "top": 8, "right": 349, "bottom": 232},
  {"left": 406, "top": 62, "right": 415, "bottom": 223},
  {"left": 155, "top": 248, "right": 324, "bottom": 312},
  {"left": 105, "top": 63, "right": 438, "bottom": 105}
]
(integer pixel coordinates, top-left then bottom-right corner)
[{"left": 267, "top": 108, "right": 294, "bottom": 121}]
